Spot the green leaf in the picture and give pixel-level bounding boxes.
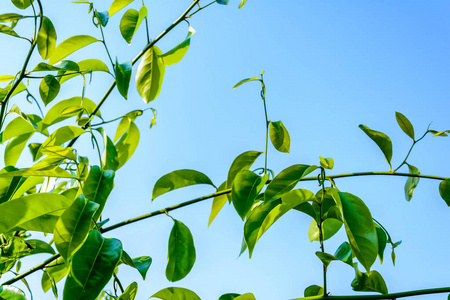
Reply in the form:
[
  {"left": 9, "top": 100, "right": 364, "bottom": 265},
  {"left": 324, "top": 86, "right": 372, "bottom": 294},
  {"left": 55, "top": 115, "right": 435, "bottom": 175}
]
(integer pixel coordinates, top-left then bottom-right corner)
[
  {"left": 234, "top": 294, "right": 255, "bottom": 300},
  {"left": 118, "top": 282, "right": 138, "bottom": 300},
  {"left": 40, "top": 145, "right": 77, "bottom": 161},
  {"left": 95, "top": 11, "right": 109, "bottom": 27},
  {"left": 269, "top": 121, "right": 290, "bottom": 153},
  {"left": 395, "top": 112, "right": 415, "bottom": 140},
  {"left": 334, "top": 241, "right": 353, "bottom": 266},
  {"left": 375, "top": 226, "right": 387, "bottom": 264},
  {"left": 42, "top": 256, "right": 69, "bottom": 293},
  {"left": 42, "top": 97, "right": 99, "bottom": 130},
  {"left": 233, "top": 77, "right": 260, "bottom": 89},
  {"left": 238, "top": 0, "right": 247, "bottom": 8},
  {"left": 304, "top": 285, "right": 324, "bottom": 297},
  {"left": 120, "top": 252, "right": 152, "bottom": 280},
  {"left": 0, "top": 193, "right": 72, "bottom": 234},
  {"left": 5, "top": 133, "right": 33, "bottom": 166},
  {"left": 219, "top": 294, "right": 241, "bottom": 300},
  {"left": 308, "top": 218, "right": 343, "bottom": 242},
  {"left": 162, "top": 25, "right": 195, "bottom": 66},
  {"left": 166, "top": 219, "right": 196, "bottom": 282},
  {"left": 0, "top": 13, "right": 24, "bottom": 22},
  {"left": 63, "top": 231, "right": 122, "bottom": 300},
  {"left": 0, "top": 167, "right": 23, "bottom": 204},
  {"left": 0, "top": 24, "right": 20, "bottom": 38},
  {"left": 32, "top": 60, "right": 80, "bottom": 72},
  {"left": 35, "top": 126, "right": 86, "bottom": 160},
  {"left": 108, "top": 0, "right": 134, "bottom": 17},
  {"left": 37, "top": 17, "right": 57, "bottom": 60},
  {"left": 0, "top": 82, "right": 26, "bottom": 102},
  {"left": 115, "top": 121, "right": 139, "bottom": 169},
  {"left": 226, "top": 151, "right": 263, "bottom": 197},
  {"left": 115, "top": 59, "right": 132, "bottom": 99},
  {"left": 39, "top": 75, "right": 60, "bottom": 105},
  {"left": 59, "top": 59, "right": 110, "bottom": 84},
  {"left": 54, "top": 195, "right": 99, "bottom": 261},
  {"left": 264, "top": 164, "right": 318, "bottom": 203},
  {"left": 49, "top": 35, "right": 99, "bottom": 65},
  {"left": 151, "top": 287, "right": 200, "bottom": 300},
  {"left": 136, "top": 46, "right": 165, "bottom": 103},
  {"left": 351, "top": 266, "right": 388, "bottom": 295},
  {"left": 338, "top": 192, "right": 378, "bottom": 271},
  {"left": 359, "top": 124, "right": 393, "bottom": 169},
  {"left": 100, "top": 129, "right": 119, "bottom": 171},
  {"left": 0, "top": 285, "right": 26, "bottom": 299},
  {"left": 231, "top": 170, "right": 263, "bottom": 220},
  {"left": 119, "top": 7, "right": 147, "bottom": 44},
  {"left": 11, "top": 176, "right": 44, "bottom": 200},
  {"left": 0, "top": 75, "right": 15, "bottom": 82},
  {"left": 404, "top": 164, "right": 419, "bottom": 201},
  {"left": 2, "top": 116, "right": 35, "bottom": 142},
  {"left": 82, "top": 166, "right": 115, "bottom": 221},
  {"left": 11, "top": 0, "right": 34, "bottom": 9},
  {"left": 439, "top": 179, "right": 450, "bottom": 206},
  {"left": 208, "top": 181, "right": 228, "bottom": 226},
  {"left": 152, "top": 169, "right": 215, "bottom": 200},
  {"left": 319, "top": 156, "right": 334, "bottom": 170}
]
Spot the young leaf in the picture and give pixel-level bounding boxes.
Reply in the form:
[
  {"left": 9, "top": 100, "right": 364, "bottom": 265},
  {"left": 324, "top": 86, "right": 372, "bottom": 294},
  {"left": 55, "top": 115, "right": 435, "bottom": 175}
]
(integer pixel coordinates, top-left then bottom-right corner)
[
  {"left": 304, "top": 285, "right": 324, "bottom": 297},
  {"left": 0, "top": 13, "right": 24, "bottom": 22},
  {"left": 115, "top": 59, "right": 132, "bottom": 99},
  {"left": 11, "top": 0, "right": 34, "bottom": 9},
  {"left": 0, "top": 24, "right": 21, "bottom": 38},
  {"left": 82, "top": 166, "right": 115, "bottom": 221},
  {"left": 264, "top": 164, "right": 317, "bottom": 203},
  {"left": 136, "top": 46, "right": 165, "bottom": 103},
  {"left": 162, "top": 25, "right": 195, "bottom": 66},
  {"left": 208, "top": 181, "right": 228, "bottom": 226},
  {"left": 233, "top": 77, "right": 260, "bottom": 89},
  {"left": 118, "top": 282, "right": 138, "bottom": 300},
  {"left": 151, "top": 287, "right": 200, "bottom": 300},
  {"left": 166, "top": 219, "right": 196, "bottom": 282},
  {"left": 216, "top": 0, "right": 229, "bottom": 5},
  {"left": 108, "top": 0, "right": 134, "bottom": 17},
  {"left": 63, "top": 231, "right": 122, "bottom": 300},
  {"left": 231, "top": 170, "right": 263, "bottom": 220},
  {"left": 95, "top": 11, "right": 109, "bottom": 27},
  {"left": 239, "top": 0, "right": 248, "bottom": 8},
  {"left": 319, "top": 156, "right": 334, "bottom": 170},
  {"left": 375, "top": 226, "right": 387, "bottom": 264},
  {"left": 351, "top": 267, "right": 388, "bottom": 295},
  {"left": 54, "top": 195, "right": 99, "bottom": 261},
  {"left": 395, "top": 112, "right": 415, "bottom": 140},
  {"left": 439, "top": 179, "right": 450, "bottom": 206},
  {"left": 119, "top": 7, "right": 146, "bottom": 44},
  {"left": 338, "top": 192, "right": 378, "bottom": 271},
  {"left": 269, "top": 121, "right": 290, "bottom": 153},
  {"left": 49, "top": 35, "right": 99, "bottom": 64},
  {"left": 37, "top": 17, "right": 57, "bottom": 60},
  {"left": 39, "top": 75, "right": 60, "bottom": 105},
  {"left": 152, "top": 169, "right": 215, "bottom": 200},
  {"left": 404, "top": 164, "right": 419, "bottom": 201},
  {"left": 359, "top": 124, "right": 393, "bottom": 169}
]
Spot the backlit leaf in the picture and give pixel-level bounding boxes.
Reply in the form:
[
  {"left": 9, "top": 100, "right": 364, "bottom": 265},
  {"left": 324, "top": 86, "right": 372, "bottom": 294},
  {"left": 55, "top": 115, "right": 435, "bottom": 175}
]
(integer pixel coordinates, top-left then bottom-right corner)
[
  {"left": 238, "top": 0, "right": 247, "bottom": 8},
  {"left": 115, "top": 121, "right": 139, "bottom": 169},
  {"left": 319, "top": 156, "right": 334, "bottom": 170},
  {"left": 39, "top": 75, "right": 60, "bottom": 105},
  {"left": 208, "top": 181, "right": 228, "bottom": 226},
  {"left": 120, "top": 251, "right": 152, "bottom": 280},
  {"left": 308, "top": 218, "right": 343, "bottom": 242},
  {"left": 115, "top": 59, "right": 132, "bottom": 99},
  {"left": 0, "top": 24, "right": 20, "bottom": 38},
  {"left": 5, "top": 133, "right": 33, "bottom": 167},
  {"left": 162, "top": 25, "right": 195, "bottom": 66},
  {"left": 136, "top": 46, "right": 165, "bottom": 103},
  {"left": 359, "top": 124, "right": 393, "bottom": 169},
  {"left": 42, "top": 256, "right": 68, "bottom": 293},
  {"left": 0, "top": 285, "right": 26, "bottom": 299},
  {"left": 119, "top": 7, "right": 146, "bottom": 44},
  {"left": 351, "top": 266, "right": 388, "bottom": 295},
  {"left": 37, "top": 17, "right": 57, "bottom": 60},
  {"left": 0, "top": 13, "right": 24, "bottom": 22},
  {"left": 439, "top": 179, "right": 450, "bottom": 206},
  {"left": 11, "top": 0, "right": 34, "bottom": 9},
  {"left": 59, "top": 59, "right": 110, "bottom": 84},
  {"left": 233, "top": 77, "right": 260, "bottom": 89},
  {"left": 151, "top": 287, "right": 200, "bottom": 300},
  {"left": 166, "top": 219, "right": 196, "bottom": 282},
  {"left": 404, "top": 164, "right": 419, "bottom": 201},
  {"left": 304, "top": 285, "right": 324, "bottom": 297},
  {"left": 269, "top": 121, "right": 290, "bottom": 153},
  {"left": 118, "top": 282, "right": 138, "bottom": 300},
  {"left": 232, "top": 170, "right": 263, "bottom": 220},
  {"left": 82, "top": 166, "right": 115, "bottom": 221},
  {"left": 49, "top": 35, "right": 99, "bottom": 64},
  {"left": 395, "top": 112, "right": 415, "bottom": 140},
  {"left": 108, "top": 0, "right": 134, "bottom": 17},
  {"left": 226, "top": 151, "right": 263, "bottom": 200}
]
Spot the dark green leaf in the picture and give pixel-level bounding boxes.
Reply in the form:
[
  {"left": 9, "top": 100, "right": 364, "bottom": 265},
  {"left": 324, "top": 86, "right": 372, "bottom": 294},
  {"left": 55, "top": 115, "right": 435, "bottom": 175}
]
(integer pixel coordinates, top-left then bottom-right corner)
[
  {"left": 100, "top": 129, "right": 119, "bottom": 171},
  {"left": 120, "top": 251, "right": 152, "bottom": 280},
  {"left": 232, "top": 170, "right": 263, "bottom": 220},
  {"left": 269, "top": 120, "right": 290, "bottom": 153},
  {"left": 208, "top": 181, "right": 228, "bottom": 226},
  {"left": 11, "top": 0, "right": 33, "bottom": 9},
  {"left": 108, "top": 0, "right": 134, "bottom": 17},
  {"left": 118, "top": 282, "right": 138, "bottom": 300},
  {"left": 152, "top": 169, "right": 215, "bottom": 200},
  {"left": 82, "top": 166, "right": 115, "bottom": 221},
  {"left": 375, "top": 226, "right": 387, "bottom": 264},
  {"left": 166, "top": 219, "right": 196, "bottom": 282},
  {"left": 151, "top": 287, "right": 200, "bottom": 300},
  {"left": 0, "top": 285, "right": 26, "bottom": 299},
  {"left": 162, "top": 25, "right": 195, "bottom": 66},
  {"left": 32, "top": 60, "right": 79, "bottom": 72},
  {"left": 395, "top": 112, "right": 415, "bottom": 139},
  {"left": 37, "top": 17, "right": 57, "bottom": 60},
  {"left": 63, "top": 231, "right": 122, "bottom": 300},
  {"left": 359, "top": 124, "right": 393, "bottom": 169},
  {"left": 39, "top": 75, "right": 60, "bottom": 105},
  {"left": 49, "top": 35, "right": 99, "bottom": 65},
  {"left": 115, "top": 59, "right": 132, "bottom": 99},
  {"left": 264, "top": 164, "right": 317, "bottom": 203},
  {"left": 351, "top": 266, "right": 388, "bottom": 295},
  {"left": 304, "top": 285, "right": 324, "bottom": 297},
  {"left": 439, "top": 179, "right": 450, "bottom": 206},
  {"left": 136, "top": 46, "right": 165, "bottom": 103},
  {"left": 338, "top": 192, "right": 378, "bottom": 271},
  {"left": 404, "top": 164, "right": 419, "bottom": 201},
  {"left": 54, "top": 195, "right": 99, "bottom": 261}
]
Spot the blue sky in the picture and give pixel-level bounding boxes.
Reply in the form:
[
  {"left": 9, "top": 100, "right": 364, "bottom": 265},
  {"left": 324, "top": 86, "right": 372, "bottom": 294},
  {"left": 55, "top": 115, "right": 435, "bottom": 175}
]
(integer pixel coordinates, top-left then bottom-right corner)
[{"left": 1, "top": 0, "right": 450, "bottom": 299}]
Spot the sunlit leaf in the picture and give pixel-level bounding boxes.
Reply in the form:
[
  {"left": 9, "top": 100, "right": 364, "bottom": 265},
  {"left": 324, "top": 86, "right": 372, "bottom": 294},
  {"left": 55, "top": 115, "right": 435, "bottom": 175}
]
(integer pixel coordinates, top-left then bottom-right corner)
[
  {"left": 0, "top": 285, "right": 26, "bottom": 299},
  {"left": 0, "top": 13, "right": 24, "bottom": 22},
  {"left": 162, "top": 25, "right": 195, "bottom": 66},
  {"left": 395, "top": 112, "right": 415, "bottom": 140},
  {"left": 136, "top": 46, "right": 165, "bottom": 103},
  {"left": 37, "top": 17, "right": 57, "bottom": 60},
  {"left": 83, "top": 166, "right": 115, "bottom": 221},
  {"left": 233, "top": 76, "right": 260, "bottom": 88},
  {"left": 269, "top": 120, "right": 290, "bottom": 153},
  {"left": 208, "top": 181, "right": 228, "bottom": 226},
  {"left": 219, "top": 294, "right": 241, "bottom": 300},
  {"left": 151, "top": 287, "right": 200, "bottom": 300},
  {"left": 119, "top": 7, "right": 146, "bottom": 44},
  {"left": 11, "top": 0, "right": 34, "bottom": 9},
  {"left": 238, "top": 0, "right": 247, "bottom": 8},
  {"left": 404, "top": 164, "right": 419, "bottom": 201},
  {"left": 120, "top": 251, "right": 152, "bottom": 280},
  {"left": 308, "top": 218, "right": 343, "bottom": 242},
  {"left": 49, "top": 35, "right": 99, "bottom": 64},
  {"left": 319, "top": 156, "right": 334, "bottom": 170},
  {"left": 304, "top": 285, "right": 324, "bottom": 297},
  {"left": 232, "top": 170, "right": 264, "bottom": 220},
  {"left": 39, "top": 75, "right": 60, "bottom": 105},
  {"left": 5, "top": 133, "right": 33, "bottom": 167},
  {"left": 351, "top": 265, "right": 388, "bottom": 294},
  {"left": 118, "top": 282, "right": 138, "bottom": 300},
  {"left": 42, "top": 256, "right": 68, "bottom": 293},
  {"left": 95, "top": 11, "right": 109, "bottom": 27},
  {"left": 166, "top": 219, "right": 196, "bottom": 282},
  {"left": 59, "top": 59, "right": 110, "bottom": 84},
  {"left": 0, "top": 24, "right": 20, "bottom": 38},
  {"left": 115, "top": 121, "right": 139, "bottom": 169},
  {"left": 359, "top": 124, "right": 393, "bottom": 169},
  {"left": 152, "top": 169, "right": 215, "bottom": 200},
  {"left": 63, "top": 231, "right": 122, "bottom": 300},
  {"left": 108, "top": 0, "right": 134, "bottom": 17}
]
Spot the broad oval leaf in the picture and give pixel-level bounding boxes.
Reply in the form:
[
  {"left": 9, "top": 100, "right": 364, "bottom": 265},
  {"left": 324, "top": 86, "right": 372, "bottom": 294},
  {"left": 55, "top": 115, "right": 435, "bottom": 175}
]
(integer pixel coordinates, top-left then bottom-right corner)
[
  {"left": 395, "top": 112, "right": 415, "bottom": 140},
  {"left": 82, "top": 166, "right": 115, "bottom": 221},
  {"left": 108, "top": 0, "right": 134, "bottom": 17},
  {"left": 39, "top": 75, "right": 60, "bottom": 105},
  {"left": 359, "top": 124, "right": 393, "bottom": 169},
  {"left": 136, "top": 46, "right": 165, "bottom": 103},
  {"left": 226, "top": 150, "right": 263, "bottom": 195},
  {"left": 319, "top": 156, "right": 334, "bottom": 170},
  {"left": 63, "top": 230, "right": 122, "bottom": 300},
  {"left": 308, "top": 218, "right": 343, "bottom": 242},
  {"left": 118, "top": 282, "right": 138, "bottom": 300},
  {"left": 269, "top": 120, "right": 290, "bottom": 153},
  {"left": 119, "top": 7, "right": 146, "bottom": 44},
  {"left": 232, "top": 170, "right": 264, "bottom": 220},
  {"left": 49, "top": 35, "right": 99, "bottom": 65},
  {"left": 304, "top": 285, "right": 324, "bottom": 297},
  {"left": 166, "top": 219, "right": 196, "bottom": 282},
  {"left": 351, "top": 267, "right": 388, "bottom": 295},
  {"left": 54, "top": 195, "right": 99, "bottom": 261},
  {"left": 11, "top": 0, "right": 33, "bottom": 9},
  {"left": 439, "top": 179, "right": 450, "bottom": 206},
  {"left": 264, "top": 164, "right": 317, "bottom": 203},
  {"left": 152, "top": 169, "right": 215, "bottom": 200},
  {"left": 2, "top": 117, "right": 35, "bottom": 142},
  {"left": 0, "top": 13, "right": 24, "bottom": 22},
  {"left": 115, "top": 59, "right": 132, "bottom": 99},
  {"left": 37, "top": 17, "right": 57, "bottom": 60},
  {"left": 0, "top": 193, "right": 72, "bottom": 234},
  {"left": 338, "top": 192, "right": 378, "bottom": 271},
  {"left": 151, "top": 287, "right": 200, "bottom": 300},
  {"left": 0, "top": 285, "right": 26, "bottom": 300}
]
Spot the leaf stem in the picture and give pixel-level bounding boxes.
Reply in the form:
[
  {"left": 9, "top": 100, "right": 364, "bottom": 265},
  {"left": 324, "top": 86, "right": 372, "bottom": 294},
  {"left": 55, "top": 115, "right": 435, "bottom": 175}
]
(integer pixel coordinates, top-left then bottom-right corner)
[
  {"left": 393, "top": 130, "right": 429, "bottom": 172},
  {"left": 260, "top": 76, "right": 269, "bottom": 174},
  {"left": 317, "top": 169, "right": 327, "bottom": 296},
  {"left": 186, "top": 1, "right": 216, "bottom": 19},
  {"left": 99, "top": 25, "right": 115, "bottom": 69}
]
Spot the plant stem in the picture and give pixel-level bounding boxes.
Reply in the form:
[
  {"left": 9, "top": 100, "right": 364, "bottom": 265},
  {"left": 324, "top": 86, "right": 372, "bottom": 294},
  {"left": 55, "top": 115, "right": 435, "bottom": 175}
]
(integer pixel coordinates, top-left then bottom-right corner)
[
  {"left": 0, "top": 0, "right": 43, "bottom": 132},
  {"left": 113, "top": 272, "right": 125, "bottom": 294},
  {"left": 262, "top": 91, "right": 269, "bottom": 175},
  {"left": 141, "top": 0, "right": 150, "bottom": 44},
  {"left": 99, "top": 25, "right": 115, "bottom": 69},
  {"left": 186, "top": 1, "right": 216, "bottom": 19},
  {"left": 393, "top": 130, "right": 429, "bottom": 172}
]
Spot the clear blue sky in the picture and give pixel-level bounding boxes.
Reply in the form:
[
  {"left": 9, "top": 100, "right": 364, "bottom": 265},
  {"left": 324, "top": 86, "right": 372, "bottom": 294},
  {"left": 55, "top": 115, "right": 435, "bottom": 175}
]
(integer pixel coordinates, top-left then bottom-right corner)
[{"left": 1, "top": 0, "right": 450, "bottom": 299}]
